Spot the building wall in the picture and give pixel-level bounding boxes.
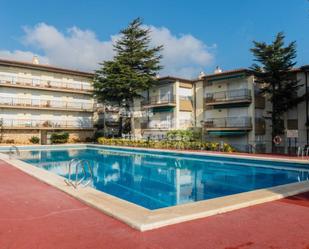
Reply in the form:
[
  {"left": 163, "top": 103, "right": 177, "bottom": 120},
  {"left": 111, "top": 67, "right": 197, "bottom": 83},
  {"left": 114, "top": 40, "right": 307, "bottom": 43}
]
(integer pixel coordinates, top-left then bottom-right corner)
[
  {"left": 194, "top": 80, "right": 204, "bottom": 128},
  {"left": 0, "top": 61, "right": 95, "bottom": 144}
]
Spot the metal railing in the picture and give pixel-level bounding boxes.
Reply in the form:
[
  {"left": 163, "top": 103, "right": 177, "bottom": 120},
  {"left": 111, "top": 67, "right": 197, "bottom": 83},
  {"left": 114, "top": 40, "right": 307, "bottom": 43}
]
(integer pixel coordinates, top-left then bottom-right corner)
[
  {"left": 204, "top": 117, "right": 252, "bottom": 129},
  {"left": 205, "top": 89, "right": 251, "bottom": 104},
  {"left": 141, "top": 120, "right": 175, "bottom": 129},
  {"left": 0, "top": 96, "right": 94, "bottom": 112},
  {"left": 142, "top": 94, "right": 176, "bottom": 106},
  {"left": 0, "top": 74, "right": 93, "bottom": 92},
  {"left": 64, "top": 159, "right": 93, "bottom": 188},
  {"left": 1, "top": 119, "right": 93, "bottom": 129},
  {"left": 9, "top": 145, "right": 20, "bottom": 159}
]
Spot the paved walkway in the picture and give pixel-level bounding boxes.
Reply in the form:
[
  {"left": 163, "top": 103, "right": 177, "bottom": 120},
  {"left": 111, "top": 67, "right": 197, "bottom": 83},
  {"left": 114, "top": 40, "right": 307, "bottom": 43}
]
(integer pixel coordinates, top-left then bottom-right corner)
[{"left": 1, "top": 160, "right": 309, "bottom": 249}]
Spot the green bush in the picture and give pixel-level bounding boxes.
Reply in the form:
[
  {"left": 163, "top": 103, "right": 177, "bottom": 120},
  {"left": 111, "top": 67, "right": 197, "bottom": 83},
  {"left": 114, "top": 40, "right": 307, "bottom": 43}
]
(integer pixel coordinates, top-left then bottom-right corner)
[
  {"left": 166, "top": 129, "right": 202, "bottom": 142},
  {"left": 97, "top": 137, "right": 235, "bottom": 152},
  {"left": 29, "top": 136, "right": 40, "bottom": 144},
  {"left": 50, "top": 132, "right": 69, "bottom": 144}
]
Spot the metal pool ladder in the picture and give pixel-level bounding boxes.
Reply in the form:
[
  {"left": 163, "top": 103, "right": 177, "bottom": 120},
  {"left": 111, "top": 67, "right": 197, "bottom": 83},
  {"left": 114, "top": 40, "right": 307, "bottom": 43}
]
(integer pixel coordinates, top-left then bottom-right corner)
[
  {"left": 9, "top": 145, "right": 20, "bottom": 159},
  {"left": 64, "top": 159, "right": 94, "bottom": 189}
]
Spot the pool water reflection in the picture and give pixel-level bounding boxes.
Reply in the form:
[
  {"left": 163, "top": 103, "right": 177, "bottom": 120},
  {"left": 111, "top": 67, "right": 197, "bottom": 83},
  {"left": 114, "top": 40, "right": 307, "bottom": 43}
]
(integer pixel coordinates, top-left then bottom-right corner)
[{"left": 20, "top": 148, "right": 309, "bottom": 210}]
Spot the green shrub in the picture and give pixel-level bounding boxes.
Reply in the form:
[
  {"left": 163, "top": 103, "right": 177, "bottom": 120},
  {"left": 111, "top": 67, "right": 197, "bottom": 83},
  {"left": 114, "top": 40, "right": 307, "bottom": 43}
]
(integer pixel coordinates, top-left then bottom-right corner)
[
  {"left": 166, "top": 129, "right": 202, "bottom": 142},
  {"left": 97, "top": 137, "right": 235, "bottom": 152},
  {"left": 50, "top": 132, "right": 69, "bottom": 144},
  {"left": 29, "top": 136, "right": 40, "bottom": 144}
]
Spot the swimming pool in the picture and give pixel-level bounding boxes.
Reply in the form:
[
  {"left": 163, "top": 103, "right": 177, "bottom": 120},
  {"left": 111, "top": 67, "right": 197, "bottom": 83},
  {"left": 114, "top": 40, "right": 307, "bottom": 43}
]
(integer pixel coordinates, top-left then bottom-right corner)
[{"left": 15, "top": 145, "right": 309, "bottom": 210}]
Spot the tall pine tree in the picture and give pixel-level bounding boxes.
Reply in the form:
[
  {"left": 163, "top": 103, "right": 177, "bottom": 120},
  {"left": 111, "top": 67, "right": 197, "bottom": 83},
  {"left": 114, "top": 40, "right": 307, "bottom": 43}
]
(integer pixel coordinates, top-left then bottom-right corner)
[
  {"left": 93, "top": 18, "right": 163, "bottom": 137},
  {"left": 250, "top": 32, "right": 299, "bottom": 152}
]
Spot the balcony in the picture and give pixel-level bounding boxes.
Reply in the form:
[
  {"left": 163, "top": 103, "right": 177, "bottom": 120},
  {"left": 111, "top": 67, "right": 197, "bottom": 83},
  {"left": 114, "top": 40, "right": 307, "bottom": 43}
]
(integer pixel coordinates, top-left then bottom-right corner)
[
  {"left": 0, "top": 74, "right": 93, "bottom": 94},
  {"left": 0, "top": 96, "right": 94, "bottom": 112},
  {"left": 142, "top": 94, "right": 176, "bottom": 108},
  {"left": 205, "top": 89, "right": 252, "bottom": 107},
  {"left": 204, "top": 117, "right": 252, "bottom": 131},
  {"left": 0, "top": 119, "right": 94, "bottom": 130},
  {"left": 141, "top": 120, "right": 174, "bottom": 130}
]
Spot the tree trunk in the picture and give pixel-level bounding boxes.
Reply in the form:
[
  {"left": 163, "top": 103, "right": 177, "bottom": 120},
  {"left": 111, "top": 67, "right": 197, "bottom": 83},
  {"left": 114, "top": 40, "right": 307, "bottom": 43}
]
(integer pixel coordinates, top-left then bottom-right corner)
[
  {"left": 117, "top": 101, "right": 123, "bottom": 137},
  {"left": 272, "top": 83, "right": 276, "bottom": 153},
  {"left": 118, "top": 116, "right": 123, "bottom": 137}
]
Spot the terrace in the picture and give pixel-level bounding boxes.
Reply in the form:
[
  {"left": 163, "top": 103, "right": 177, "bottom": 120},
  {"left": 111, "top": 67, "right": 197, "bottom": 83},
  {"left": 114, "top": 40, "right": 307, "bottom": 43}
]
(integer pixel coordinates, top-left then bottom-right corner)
[
  {"left": 205, "top": 89, "right": 252, "bottom": 107},
  {"left": 0, "top": 119, "right": 94, "bottom": 129},
  {"left": 0, "top": 96, "right": 94, "bottom": 112},
  {"left": 141, "top": 94, "right": 176, "bottom": 108},
  {"left": 204, "top": 117, "right": 252, "bottom": 131},
  {"left": 141, "top": 120, "right": 174, "bottom": 130},
  {"left": 0, "top": 74, "right": 93, "bottom": 94}
]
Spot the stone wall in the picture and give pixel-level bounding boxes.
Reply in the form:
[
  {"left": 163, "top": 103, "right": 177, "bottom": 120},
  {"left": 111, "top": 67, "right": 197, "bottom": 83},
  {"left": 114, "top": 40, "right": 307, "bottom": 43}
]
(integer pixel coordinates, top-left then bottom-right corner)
[
  {"left": 0, "top": 129, "right": 95, "bottom": 144},
  {"left": 0, "top": 130, "right": 40, "bottom": 144}
]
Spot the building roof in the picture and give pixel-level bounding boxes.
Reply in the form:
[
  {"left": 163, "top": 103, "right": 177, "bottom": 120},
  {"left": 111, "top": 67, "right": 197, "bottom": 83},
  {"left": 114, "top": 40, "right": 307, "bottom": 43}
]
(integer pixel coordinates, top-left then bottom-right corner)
[
  {"left": 157, "top": 76, "right": 195, "bottom": 83},
  {"left": 0, "top": 58, "right": 94, "bottom": 78},
  {"left": 203, "top": 68, "right": 252, "bottom": 79}
]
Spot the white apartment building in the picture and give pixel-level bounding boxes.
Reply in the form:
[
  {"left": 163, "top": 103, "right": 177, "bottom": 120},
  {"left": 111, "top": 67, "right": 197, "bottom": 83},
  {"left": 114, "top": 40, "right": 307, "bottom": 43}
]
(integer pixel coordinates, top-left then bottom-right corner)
[
  {"left": 0, "top": 58, "right": 95, "bottom": 144},
  {"left": 200, "top": 68, "right": 267, "bottom": 152},
  {"left": 277, "top": 65, "right": 309, "bottom": 154},
  {"left": 138, "top": 76, "right": 195, "bottom": 139}
]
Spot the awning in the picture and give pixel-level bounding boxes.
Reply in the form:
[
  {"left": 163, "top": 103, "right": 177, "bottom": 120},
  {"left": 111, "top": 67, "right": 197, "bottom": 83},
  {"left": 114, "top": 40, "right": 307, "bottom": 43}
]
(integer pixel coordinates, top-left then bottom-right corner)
[
  {"left": 207, "top": 131, "right": 248, "bottom": 136},
  {"left": 152, "top": 106, "right": 174, "bottom": 113},
  {"left": 209, "top": 74, "right": 245, "bottom": 82}
]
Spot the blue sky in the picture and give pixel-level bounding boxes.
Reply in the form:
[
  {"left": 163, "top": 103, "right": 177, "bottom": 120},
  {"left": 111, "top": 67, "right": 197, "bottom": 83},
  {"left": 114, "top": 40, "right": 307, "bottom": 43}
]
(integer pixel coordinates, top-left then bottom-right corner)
[{"left": 0, "top": 0, "right": 308, "bottom": 78}]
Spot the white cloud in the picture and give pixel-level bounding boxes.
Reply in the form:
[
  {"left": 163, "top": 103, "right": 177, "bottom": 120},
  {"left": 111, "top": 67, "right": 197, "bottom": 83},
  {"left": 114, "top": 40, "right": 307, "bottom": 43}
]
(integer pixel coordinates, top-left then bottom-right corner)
[
  {"left": 0, "top": 23, "right": 215, "bottom": 78},
  {"left": 148, "top": 26, "right": 214, "bottom": 78},
  {"left": 0, "top": 50, "right": 49, "bottom": 64}
]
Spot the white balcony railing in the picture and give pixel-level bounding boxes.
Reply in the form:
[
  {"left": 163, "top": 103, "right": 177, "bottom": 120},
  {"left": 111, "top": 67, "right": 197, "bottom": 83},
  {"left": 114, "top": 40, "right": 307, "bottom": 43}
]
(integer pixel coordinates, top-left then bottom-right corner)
[
  {"left": 0, "top": 119, "right": 93, "bottom": 129},
  {"left": 141, "top": 120, "right": 175, "bottom": 129},
  {"left": 0, "top": 96, "right": 94, "bottom": 112},
  {"left": 204, "top": 117, "right": 252, "bottom": 129},
  {"left": 0, "top": 74, "right": 93, "bottom": 92}
]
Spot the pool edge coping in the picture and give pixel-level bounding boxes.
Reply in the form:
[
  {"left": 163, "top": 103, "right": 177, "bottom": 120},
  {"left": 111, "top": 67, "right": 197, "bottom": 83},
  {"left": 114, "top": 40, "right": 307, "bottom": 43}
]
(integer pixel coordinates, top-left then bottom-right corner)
[{"left": 1, "top": 145, "right": 309, "bottom": 231}]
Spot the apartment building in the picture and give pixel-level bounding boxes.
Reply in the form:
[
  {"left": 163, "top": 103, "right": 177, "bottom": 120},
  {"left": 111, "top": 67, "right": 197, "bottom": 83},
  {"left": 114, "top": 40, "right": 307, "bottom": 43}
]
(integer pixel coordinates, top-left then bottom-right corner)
[
  {"left": 0, "top": 58, "right": 95, "bottom": 144},
  {"left": 200, "top": 68, "right": 267, "bottom": 152},
  {"left": 138, "top": 76, "right": 196, "bottom": 139},
  {"left": 278, "top": 65, "right": 309, "bottom": 153}
]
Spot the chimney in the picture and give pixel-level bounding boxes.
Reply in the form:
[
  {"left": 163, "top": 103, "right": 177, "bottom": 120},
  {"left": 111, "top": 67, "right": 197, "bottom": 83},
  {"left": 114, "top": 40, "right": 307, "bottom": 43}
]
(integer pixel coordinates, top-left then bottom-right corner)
[
  {"left": 214, "top": 66, "right": 222, "bottom": 74},
  {"left": 198, "top": 71, "right": 206, "bottom": 79},
  {"left": 32, "top": 56, "right": 39, "bottom": 65}
]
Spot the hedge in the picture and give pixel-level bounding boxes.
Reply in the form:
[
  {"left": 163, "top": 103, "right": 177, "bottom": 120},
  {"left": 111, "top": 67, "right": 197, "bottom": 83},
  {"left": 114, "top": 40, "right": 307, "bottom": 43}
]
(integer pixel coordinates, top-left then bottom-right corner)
[
  {"left": 97, "top": 137, "right": 235, "bottom": 152},
  {"left": 50, "top": 132, "right": 69, "bottom": 144}
]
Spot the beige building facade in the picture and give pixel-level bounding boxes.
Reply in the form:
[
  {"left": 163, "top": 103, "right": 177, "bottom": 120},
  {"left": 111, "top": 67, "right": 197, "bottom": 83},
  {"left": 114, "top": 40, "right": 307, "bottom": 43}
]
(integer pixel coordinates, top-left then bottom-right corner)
[
  {"left": 138, "top": 76, "right": 196, "bottom": 139},
  {"left": 0, "top": 58, "right": 95, "bottom": 144}
]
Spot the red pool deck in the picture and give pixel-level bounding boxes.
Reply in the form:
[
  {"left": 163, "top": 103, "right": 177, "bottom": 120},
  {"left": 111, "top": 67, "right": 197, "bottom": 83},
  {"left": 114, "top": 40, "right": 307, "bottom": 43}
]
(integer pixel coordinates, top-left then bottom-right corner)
[{"left": 1, "top": 160, "right": 309, "bottom": 249}]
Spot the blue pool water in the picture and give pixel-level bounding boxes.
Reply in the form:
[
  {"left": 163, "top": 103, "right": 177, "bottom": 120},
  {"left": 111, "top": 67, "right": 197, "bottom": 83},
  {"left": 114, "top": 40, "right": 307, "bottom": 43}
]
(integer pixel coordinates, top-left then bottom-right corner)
[{"left": 17, "top": 146, "right": 309, "bottom": 210}]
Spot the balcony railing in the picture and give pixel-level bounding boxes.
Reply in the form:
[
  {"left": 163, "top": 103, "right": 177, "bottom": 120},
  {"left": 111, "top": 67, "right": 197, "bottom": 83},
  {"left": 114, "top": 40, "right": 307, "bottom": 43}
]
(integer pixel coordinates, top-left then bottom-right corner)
[
  {"left": 142, "top": 94, "right": 176, "bottom": 107},
  {"left": 141, "top": 120, "right": 174, "bottom": 129},
  {"left": 205, "top": 89, "right": 251, "bottom": 105},
  {"left": 0, "top": 119, "right": 93, "bottom": 129},
  {"left": 0, "top": 74, "right": 93, "bottom": 92},
  {"left": 204, "top": 117, "right": 252, "bottom": 129},
  {"left": 0, "top": 96, "right": 94, "bottom": 112}
]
